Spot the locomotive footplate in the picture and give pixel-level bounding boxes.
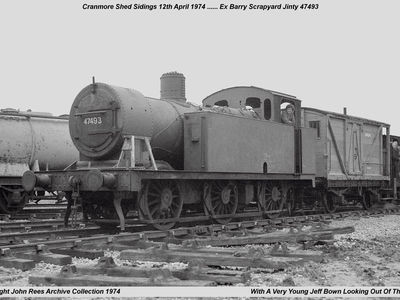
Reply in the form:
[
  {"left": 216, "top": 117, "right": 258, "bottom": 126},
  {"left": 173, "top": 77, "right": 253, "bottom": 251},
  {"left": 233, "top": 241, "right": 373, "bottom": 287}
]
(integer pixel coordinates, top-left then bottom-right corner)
[{"left": 23, "top": 169, "right": 316, "bottom": 193}]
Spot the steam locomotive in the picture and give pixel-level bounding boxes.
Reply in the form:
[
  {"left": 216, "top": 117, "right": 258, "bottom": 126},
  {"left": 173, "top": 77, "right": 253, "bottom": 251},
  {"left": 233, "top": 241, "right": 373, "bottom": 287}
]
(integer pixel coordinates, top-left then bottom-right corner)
[
  {"left": 0, "top": 109, "right": 78, "bottom": 213},
  {"left": 21, "top": 72, "right": 399, "bottom": 229}
]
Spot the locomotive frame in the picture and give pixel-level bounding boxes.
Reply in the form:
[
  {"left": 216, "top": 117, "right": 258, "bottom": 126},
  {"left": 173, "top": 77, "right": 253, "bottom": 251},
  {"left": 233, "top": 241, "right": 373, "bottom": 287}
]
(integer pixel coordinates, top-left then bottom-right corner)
[{"left": 24, "top": 129, "right": 316, "bottom": 230}]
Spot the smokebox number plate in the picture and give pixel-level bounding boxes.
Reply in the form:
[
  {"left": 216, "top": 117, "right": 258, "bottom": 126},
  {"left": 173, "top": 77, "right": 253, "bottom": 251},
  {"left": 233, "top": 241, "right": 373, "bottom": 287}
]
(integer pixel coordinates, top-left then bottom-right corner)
[{"left": 83, "top": 116, "right": 103, "bottom": 125}]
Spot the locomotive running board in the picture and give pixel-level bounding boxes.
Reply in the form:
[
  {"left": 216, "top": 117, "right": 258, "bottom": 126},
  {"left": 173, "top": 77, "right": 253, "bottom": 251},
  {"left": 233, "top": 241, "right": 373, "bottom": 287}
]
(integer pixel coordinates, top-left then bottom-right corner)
[{"left": 63, "top": 135, "right": 158, "bottom": 172}]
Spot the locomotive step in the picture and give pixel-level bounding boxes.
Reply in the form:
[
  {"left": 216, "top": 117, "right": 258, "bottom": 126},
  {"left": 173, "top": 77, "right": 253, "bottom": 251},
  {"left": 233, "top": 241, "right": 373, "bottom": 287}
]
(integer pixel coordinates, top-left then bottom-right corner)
[
  {"left": 380, "top": 188, "right": 395, "bottom": 192},
  {"left": 380, "top": 197, "right": 395, "bottom": 201}
]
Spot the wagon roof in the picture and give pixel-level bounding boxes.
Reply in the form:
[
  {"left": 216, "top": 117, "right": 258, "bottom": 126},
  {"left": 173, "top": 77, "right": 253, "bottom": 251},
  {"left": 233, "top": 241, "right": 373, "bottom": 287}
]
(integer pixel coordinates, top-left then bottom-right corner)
[{"left": 303, "top": 106, "right": 390, "bottom": 127}]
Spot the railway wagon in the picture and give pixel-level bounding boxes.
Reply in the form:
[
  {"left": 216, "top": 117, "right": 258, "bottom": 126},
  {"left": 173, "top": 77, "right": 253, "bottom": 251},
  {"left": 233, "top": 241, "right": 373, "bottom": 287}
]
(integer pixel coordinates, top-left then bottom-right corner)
[
  {"left": 21, "top": 72, "right": 316, "bottom": 230},
  {"left": 302, "top": 107, "right": 391, "bottom": 211},
  {"left": 389, "top": 134, "right": 400, "bottom": 198},
  {"left": 0, "top": 109, "right": 79, "bottom": 213}
]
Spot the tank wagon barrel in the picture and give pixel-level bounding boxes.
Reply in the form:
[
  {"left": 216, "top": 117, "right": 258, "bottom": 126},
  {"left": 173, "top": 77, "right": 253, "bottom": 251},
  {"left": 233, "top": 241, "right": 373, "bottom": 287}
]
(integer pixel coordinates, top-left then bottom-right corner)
[
  {"left": 0, "top": 109, "right": 78, "bottom": 171},
  {"left": 0, "top": 109, "right": 79, "bottom": 213}
]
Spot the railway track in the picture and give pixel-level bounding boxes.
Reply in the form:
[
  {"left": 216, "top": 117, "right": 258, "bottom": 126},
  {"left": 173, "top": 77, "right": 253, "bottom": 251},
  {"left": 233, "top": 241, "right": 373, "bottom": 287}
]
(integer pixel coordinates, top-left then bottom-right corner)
[
  {"left": 0, "top": 204, "right": 398, "bottom": 286},
  {"left": 0, "top": 225, "right": 112, "bottom": 246},
  {"left": 0, "top": 219, "right": 67, "bottom": 233},
  {"left": 0, "top": 205, "right": 397, "bottom": 259},
  {"left": 22, "top": 203, "right": 67, "bottom": 214},
  {"left": 0, "top": 202, "right": 68, "bottom": 222},
  {"left": 0, "top": 200, "right": 396, "bottom": 236}
]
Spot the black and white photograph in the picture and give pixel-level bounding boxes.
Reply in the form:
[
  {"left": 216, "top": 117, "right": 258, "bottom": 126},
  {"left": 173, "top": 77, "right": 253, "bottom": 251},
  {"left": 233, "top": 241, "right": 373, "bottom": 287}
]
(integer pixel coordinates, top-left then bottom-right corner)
[{"left": 0, "top": 0, "right": 400, "bottom": 298}]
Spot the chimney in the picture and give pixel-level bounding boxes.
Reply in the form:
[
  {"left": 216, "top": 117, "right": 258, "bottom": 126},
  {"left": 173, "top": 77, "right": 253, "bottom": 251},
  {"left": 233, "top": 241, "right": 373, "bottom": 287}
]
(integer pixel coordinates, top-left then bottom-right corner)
[{"left": 160, "top": 71, "right": 186, "bottom": 102}]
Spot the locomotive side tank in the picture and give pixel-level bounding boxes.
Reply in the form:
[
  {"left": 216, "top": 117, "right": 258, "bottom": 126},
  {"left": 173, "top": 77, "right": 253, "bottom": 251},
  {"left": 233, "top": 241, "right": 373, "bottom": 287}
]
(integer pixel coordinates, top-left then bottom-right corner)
[
  {"left": 69, "top": 72, "right": 199, "bottom": 168},
  {"left": 0, "top": 109, "right": 78, "bottom": 212}
]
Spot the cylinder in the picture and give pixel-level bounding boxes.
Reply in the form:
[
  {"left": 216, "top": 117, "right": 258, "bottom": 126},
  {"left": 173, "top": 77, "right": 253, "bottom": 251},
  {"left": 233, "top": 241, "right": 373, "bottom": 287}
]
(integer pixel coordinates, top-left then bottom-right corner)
[
  {"left": 69, "top": 82, "right": 199, "bottom": 167},
  {"left": 0, "top": 111, "right": 79, "bottom": 175}
]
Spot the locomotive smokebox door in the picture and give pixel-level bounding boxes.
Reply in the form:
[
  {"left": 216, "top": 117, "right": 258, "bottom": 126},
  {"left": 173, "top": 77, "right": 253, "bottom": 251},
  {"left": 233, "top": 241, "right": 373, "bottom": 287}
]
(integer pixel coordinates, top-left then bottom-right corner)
[{"left": 70, "top": 84, "right": 122, "bottom": 160}]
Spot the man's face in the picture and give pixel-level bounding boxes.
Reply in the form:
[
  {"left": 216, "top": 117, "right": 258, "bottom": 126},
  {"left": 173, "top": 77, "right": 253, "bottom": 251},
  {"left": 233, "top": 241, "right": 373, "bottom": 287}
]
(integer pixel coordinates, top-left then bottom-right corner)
[{"left": 287, "top": 107, "right": 293, "bottom": 114}]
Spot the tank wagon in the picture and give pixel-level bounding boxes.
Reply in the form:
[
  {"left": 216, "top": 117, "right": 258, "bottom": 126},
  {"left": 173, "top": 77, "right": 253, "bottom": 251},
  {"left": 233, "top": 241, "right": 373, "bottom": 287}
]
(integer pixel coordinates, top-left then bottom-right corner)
[
  {"left": 22, "top": 72, "right": 316, "bottom": 230},
  {"left": 0, "top": 109, "right": 79, "bottom": 213}
]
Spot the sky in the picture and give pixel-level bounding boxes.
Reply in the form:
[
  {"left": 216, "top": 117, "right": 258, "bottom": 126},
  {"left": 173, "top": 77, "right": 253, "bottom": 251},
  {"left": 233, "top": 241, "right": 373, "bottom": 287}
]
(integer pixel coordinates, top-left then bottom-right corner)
[{"left": 1, "top": 0, "right": 399, "bottom": 133}]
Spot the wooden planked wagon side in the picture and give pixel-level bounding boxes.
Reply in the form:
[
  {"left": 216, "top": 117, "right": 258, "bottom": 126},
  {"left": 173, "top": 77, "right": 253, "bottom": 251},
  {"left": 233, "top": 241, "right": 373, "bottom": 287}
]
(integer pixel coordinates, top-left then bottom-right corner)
[{"left": 302, "top": 107, "right": 390, "bottom": 186}]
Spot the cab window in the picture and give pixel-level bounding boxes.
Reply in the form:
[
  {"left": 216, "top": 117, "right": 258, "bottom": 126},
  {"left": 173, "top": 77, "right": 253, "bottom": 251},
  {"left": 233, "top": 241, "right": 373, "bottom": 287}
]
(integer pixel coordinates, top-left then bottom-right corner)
[
  {"left": 264, "top": 98, "right": 271, "bottom": 120},
  {"left": 280, "top": 101, "right": 296, "bottom": 125},
  {"left": 214, "top": 100, "right": 228, "bottom": 107},
  {"left": 245, "top": 97, "right": 260, "bottom": 108}
]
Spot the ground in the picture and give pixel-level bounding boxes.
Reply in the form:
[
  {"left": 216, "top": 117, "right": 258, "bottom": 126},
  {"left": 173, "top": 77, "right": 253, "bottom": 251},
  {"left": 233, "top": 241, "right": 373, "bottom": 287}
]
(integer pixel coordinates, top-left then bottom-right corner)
[
  {"left": 0, "top": 213, "right": 399, "bottom": 299},
  {"left": 244, "top": 214, "right": 400, "bottom": 288}
]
